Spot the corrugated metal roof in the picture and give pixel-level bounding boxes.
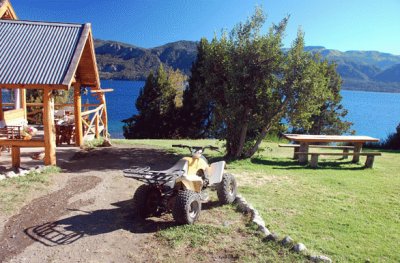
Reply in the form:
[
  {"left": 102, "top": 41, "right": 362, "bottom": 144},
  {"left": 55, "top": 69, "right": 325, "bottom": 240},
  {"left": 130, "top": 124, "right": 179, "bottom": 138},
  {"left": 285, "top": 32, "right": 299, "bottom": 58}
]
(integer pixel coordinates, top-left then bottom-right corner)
[{"left": 0, "top": 20, "right": 85, "bottom": 86}]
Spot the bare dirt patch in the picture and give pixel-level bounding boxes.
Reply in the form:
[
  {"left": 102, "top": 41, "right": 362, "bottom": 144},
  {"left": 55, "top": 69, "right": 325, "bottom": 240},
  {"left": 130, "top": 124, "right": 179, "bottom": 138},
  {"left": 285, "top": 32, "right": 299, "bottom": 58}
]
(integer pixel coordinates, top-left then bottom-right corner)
[{"left": 0, "top": 145, "right": 300, "bottom": 262}]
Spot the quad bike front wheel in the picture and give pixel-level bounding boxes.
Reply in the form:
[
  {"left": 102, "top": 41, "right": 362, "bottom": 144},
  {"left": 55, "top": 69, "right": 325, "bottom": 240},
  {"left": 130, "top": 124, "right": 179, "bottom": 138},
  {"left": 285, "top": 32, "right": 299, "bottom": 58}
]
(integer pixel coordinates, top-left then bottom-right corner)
[
  {"left": 173, "top": 190, "right": 202, "bottom": 225},
  {"left": 217, "top": 173, "right": 237, "bottom": 204},
  {"left": 132, "top": 184, "right": 161, "bottom": 219}
]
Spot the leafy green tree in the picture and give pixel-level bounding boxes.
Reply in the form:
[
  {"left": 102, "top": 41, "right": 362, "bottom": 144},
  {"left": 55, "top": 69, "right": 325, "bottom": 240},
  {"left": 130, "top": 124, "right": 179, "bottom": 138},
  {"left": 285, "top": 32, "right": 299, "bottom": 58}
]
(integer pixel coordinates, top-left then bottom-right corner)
[
  {"left": 179, "top": 38, "right": 216, "bottom": 138},
  {"left": 123, "top": 65, "right": 182, "bottom": 138},
  {"left": 291, "top": 61, "right": 353, "bottom": 135},
  {"left": 189, "top": 8, "right": 339, "bottom": 159}
]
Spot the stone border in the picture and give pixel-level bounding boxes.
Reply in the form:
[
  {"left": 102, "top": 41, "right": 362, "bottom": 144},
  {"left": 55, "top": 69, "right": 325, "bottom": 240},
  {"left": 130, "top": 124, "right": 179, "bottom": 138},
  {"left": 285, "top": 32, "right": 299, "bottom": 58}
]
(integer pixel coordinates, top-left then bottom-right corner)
[
  {"left": 0, "top": 165, "right": 47, "bottom": 181},
  {"left": 235, "top": 194, "right": 332, "bottom": 263}
]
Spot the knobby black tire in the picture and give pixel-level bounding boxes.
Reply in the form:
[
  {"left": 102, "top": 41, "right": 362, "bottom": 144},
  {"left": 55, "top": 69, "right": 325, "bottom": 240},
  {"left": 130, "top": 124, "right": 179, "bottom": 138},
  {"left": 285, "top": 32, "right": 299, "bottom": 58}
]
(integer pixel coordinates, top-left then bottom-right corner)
[
  {"left": 172, "top": 190, "right": 202, "bottom": 225},
  {"left": 217, "top": 173, "right": 237, "bottom": 204},
  {"left": 132, "top": 184, "right": 160, "bottom": 219}
]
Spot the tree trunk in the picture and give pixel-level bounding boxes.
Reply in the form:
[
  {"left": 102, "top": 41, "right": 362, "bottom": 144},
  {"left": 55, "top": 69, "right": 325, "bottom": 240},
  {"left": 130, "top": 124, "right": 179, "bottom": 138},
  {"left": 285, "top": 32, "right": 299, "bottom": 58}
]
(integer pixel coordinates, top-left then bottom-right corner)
[
  {"left": 244, "top": 99, "right": 289, "bottom": 158},
  {"left": 244, "top": 125, "right": 270, "bottom": 158},
  {"left": 234, "top": 108, "right": 251, "bottom": 158}
]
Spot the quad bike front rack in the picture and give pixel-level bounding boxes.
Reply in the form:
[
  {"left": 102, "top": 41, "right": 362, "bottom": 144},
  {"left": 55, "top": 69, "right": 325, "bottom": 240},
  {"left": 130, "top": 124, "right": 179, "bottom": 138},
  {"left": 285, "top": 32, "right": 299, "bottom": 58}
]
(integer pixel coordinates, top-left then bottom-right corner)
[{"left": 123, "top": 166, "right": 184, "bottom": 186}]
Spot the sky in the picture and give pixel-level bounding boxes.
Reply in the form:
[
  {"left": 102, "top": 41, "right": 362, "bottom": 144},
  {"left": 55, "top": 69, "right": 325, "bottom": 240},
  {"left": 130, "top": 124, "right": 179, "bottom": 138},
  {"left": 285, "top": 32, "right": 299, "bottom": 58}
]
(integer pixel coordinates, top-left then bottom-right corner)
[{"left": 10, "top": 0, "right": 400, "bottom": 55}]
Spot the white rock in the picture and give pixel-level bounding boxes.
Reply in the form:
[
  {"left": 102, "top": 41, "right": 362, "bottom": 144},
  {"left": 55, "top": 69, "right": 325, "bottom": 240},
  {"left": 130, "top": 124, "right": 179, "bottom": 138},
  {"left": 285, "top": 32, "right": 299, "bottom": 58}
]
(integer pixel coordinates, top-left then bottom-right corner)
[
  {"left": 293, "top": 243, "right": 307, "bottom": 253},
  {"left": 5, "top": 171, "right": 17, "bottom": 178},
  {"left": 310, "top": 255, "right": 332, "bottom": 263},
  {"left": 281, "top": 236, "right": 294, "bottom": 246},
  {"left": 235, "top": 194, "right": 243, "bottom": 200},
  {"left": 258, "top": 225, "right": 271, "bottom": 236},
  {"left": 265, "top": 232, "right": 279, "bottom": 242},
  {"left": 252, "top": 215, "right": 265, "bottom": 227},
  {"left": 237, "top": 201, "right": 249, "bottom": 212},
  {"left": 0, "top": 174, "right": 6, "bottom": 180}
]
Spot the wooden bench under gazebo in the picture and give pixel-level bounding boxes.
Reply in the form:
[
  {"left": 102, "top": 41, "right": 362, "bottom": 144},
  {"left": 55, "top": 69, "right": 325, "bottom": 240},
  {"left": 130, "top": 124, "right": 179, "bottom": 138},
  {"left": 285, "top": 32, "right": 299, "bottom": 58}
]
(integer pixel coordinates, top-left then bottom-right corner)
[{"left": 0, "top": 0, "right": 110, "bottom": 168}]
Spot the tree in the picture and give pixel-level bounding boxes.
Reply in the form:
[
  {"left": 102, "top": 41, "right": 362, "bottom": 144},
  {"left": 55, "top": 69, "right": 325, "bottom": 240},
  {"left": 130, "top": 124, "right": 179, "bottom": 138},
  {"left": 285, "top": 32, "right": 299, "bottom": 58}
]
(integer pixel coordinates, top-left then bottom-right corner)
[
  {"left": 291, "top": 60, "right": 353, "bottom": 135},
  {"left": 179, "top": 38, "right": 216, "bottom": 138},
  {"left": 188, "top": 8, "right": 337, "bottom": 159},
  {"left": 123, "top": 65, "right": 185, "bottom": 138}
]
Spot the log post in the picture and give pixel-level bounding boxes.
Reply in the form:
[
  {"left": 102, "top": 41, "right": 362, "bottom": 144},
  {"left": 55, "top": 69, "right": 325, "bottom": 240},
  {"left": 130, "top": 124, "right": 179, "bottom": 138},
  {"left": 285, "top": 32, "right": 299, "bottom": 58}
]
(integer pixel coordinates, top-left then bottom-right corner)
[
  {"left": 11, "top": 146, "right": 21, "bottom": 168},
  {"left": 74, "top": 83, "right": 83, "bottom": 146},
  {"left": 100, "top": 93, "right": 108, "bottom": 138},
  {"left": 0, "top": 89, "right": 3, "bottom": 119},
  {"left": 43, "top": 88, "right": 56, "bottom": 166},
  {"left": 20, "top": 87, "right": 27, "bottom": 120}
]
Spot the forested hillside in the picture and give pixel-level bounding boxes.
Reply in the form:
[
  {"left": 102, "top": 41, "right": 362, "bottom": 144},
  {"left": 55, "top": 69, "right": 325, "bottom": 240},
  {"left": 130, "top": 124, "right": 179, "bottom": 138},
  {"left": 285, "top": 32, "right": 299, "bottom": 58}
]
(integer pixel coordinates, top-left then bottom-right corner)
[{"left": 94, "top": 39, "right": 400, "bottom": 92}]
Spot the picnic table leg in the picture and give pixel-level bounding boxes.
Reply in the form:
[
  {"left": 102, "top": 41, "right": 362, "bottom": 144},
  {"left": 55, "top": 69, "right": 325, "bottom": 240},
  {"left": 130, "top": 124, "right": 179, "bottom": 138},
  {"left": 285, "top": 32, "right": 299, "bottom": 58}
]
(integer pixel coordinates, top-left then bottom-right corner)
[
  {"left": 352, "top": 143, "right": 362, "bottom": 163},
  {"left": 365, "top": 155, "right": 375, "bottom": 168},
  {"left": 310, "top": 154, "right": 319, "bottom": 168},
  {"left": 293, "top": 146, "right": 300, "bottom": 160},
  {"left": 342, "top": 148, "right": 349, "bottom": 159},
  {"left": 298, "top": 142, "right": 309, "bottom": 164}
]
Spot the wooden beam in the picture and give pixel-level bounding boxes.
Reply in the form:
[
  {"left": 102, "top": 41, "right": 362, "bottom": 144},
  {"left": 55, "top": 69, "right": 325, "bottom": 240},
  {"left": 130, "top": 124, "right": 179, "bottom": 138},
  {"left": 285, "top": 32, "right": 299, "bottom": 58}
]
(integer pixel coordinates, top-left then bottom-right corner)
[
  {"left": 43, "top": 88, "right": 56, "bottom": 166},
  {"left": 0, "top": 139, "right": 45, "bottom": 147},
  {"left": 90, "top": 88, "right": 114, "bottom": 93},
  {"left": 0, "top": 89, "right": 3, "bottom": 120},
  {"left": 100, "top": 94, "right": 109, "bottom": 138},
  {"left": 95, "top": 113, "right": 100, "bottom": 139},
  {"left": 62, "top": 24, "right": 91, "bottom": 87},
  {"left": 0, "top": 84, "right": 68, "bottom": 90},
  {"left": 74, "top": 83, "right": 83, "bottom": 146}
]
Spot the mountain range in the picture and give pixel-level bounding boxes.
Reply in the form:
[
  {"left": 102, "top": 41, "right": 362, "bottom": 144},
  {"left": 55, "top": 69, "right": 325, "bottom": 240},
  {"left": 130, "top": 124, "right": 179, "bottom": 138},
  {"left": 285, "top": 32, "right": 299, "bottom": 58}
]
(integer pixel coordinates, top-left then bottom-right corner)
[{"left": 94, "top": 39, "right": 400, "bottom": 93}]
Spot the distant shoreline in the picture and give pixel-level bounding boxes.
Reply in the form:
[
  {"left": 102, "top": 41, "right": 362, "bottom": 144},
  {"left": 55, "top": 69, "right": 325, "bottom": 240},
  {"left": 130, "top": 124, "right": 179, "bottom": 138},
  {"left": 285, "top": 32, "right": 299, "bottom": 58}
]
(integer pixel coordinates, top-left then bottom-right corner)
[{"left": 99, "top": 78, "right": 400, "bottom": 94}]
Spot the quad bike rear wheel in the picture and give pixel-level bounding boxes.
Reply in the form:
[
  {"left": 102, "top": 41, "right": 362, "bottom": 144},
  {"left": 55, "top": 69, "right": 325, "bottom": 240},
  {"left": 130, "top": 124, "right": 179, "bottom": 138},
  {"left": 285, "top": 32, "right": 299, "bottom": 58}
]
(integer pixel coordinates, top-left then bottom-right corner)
[
  {"left": 132, "top": 184, "right": 161, "bottom": 219},
  {"left": 217, "top": 173, "right": 237, "bottom": 204},
  {"left": 172, "top": 190, "right": 202, "bottom": 225}
]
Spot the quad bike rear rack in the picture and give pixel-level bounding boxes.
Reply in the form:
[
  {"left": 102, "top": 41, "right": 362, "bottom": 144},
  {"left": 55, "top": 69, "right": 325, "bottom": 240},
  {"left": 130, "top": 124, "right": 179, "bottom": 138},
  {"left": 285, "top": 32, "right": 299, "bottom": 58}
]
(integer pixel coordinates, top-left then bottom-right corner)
[{"left": 123, "top": 166, "right": 184, "bottom": 185}]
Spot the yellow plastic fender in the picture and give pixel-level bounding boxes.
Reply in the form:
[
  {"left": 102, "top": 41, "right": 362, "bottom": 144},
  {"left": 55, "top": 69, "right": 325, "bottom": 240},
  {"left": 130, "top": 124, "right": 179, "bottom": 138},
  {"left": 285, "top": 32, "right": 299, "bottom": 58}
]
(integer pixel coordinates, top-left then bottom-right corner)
[
  {"left": 175, "top": 157, "right": 208, "bottom": 193},
  {"left": 182, "top": 157, "right": 208, "bottom": 176}
]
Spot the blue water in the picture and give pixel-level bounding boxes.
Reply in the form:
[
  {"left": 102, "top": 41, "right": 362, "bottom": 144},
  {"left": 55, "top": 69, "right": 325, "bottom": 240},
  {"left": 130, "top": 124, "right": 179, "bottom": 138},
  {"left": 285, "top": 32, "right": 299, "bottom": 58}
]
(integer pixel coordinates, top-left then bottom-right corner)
[
  {"left": 98, "top": 80, "right": 143, "bottom": 138},
  {"left": 341, "top": 90, "right": 400, "bottom": 140},
  {"left": 101, "top": 80, "right": 400, "bottom": 140}
]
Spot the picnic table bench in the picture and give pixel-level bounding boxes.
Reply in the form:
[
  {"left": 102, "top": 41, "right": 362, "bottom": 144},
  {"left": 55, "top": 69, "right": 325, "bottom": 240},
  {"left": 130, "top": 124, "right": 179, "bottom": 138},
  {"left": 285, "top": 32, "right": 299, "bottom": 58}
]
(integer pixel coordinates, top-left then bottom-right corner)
[
  {"left": 282, "top": 134, "right": 381, "bottom": 168},
  {"left": 296, "top": 151, "right": 382, "bottom": 168},
  {"left": 279, "top": 143, "right": 355, "bottom": 159}
]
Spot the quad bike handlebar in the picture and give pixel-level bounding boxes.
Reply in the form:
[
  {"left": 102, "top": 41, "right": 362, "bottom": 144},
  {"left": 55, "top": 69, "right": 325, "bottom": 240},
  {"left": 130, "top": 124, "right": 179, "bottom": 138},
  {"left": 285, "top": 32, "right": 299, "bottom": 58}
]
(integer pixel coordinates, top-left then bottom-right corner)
[{"left": 172, "top": 144, "right": 221, "bottom": 153}]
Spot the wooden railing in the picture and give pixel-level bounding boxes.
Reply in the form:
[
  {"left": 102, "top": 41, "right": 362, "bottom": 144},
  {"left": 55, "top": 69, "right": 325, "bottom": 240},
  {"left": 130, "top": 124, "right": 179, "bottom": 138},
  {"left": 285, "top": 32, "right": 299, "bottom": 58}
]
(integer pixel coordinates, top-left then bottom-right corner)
[
  {"left": 15, "top": 102, "right": 108, "bottom": 141},
  {"left": 81, "top": 103, "right": 106, "bottom": 139}
]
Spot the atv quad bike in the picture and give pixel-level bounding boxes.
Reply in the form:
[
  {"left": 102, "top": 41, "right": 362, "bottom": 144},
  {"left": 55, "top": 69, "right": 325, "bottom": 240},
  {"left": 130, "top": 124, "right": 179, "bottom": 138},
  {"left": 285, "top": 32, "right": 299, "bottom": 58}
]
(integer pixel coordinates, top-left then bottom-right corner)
[{"left": 123, "top": 144, "right": 237, "bottom": 225}]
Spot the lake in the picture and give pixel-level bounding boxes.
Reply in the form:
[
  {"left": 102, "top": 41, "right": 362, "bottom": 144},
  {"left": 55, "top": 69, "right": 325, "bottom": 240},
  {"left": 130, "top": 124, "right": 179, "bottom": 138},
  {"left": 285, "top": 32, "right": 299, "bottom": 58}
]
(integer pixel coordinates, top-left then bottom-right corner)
[{"left": 101, "top": 80, "right": 400, "bottom": 140}]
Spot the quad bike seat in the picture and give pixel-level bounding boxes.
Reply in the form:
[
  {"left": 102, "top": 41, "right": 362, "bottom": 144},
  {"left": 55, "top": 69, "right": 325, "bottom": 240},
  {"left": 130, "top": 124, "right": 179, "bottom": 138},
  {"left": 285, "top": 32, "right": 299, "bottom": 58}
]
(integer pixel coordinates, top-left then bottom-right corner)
[{"left": 160, "top": 159, "right": 188, "bottom": 175}]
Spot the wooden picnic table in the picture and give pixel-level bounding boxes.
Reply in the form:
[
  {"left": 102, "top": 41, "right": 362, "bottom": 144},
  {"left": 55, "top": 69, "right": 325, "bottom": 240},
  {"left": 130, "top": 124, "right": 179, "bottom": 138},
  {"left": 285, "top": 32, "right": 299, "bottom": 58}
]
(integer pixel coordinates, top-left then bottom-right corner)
[{"left": 283, "top": 134, "right": 380, "bottom": 164}]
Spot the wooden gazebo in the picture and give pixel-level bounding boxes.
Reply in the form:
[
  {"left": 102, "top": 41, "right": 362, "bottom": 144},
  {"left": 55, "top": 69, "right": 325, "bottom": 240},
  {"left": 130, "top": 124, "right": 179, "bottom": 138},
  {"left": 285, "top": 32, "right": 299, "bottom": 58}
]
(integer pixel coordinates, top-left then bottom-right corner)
[{"left": 0, "top": 0, "right": 109, "bottom": 167}]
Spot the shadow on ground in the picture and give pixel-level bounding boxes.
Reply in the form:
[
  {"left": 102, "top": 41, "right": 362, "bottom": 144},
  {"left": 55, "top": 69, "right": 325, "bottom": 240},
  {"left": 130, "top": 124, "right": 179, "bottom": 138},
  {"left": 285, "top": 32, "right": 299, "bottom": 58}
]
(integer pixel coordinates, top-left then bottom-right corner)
[
  {"left": 24, "top": 199, "right": 222, "bottom": 247},
  {"left": 58, "top": 146, "right": 181, "bottom": 173},
  {"left": 251, "top": 157, "right": 367, "bottom": 170}
]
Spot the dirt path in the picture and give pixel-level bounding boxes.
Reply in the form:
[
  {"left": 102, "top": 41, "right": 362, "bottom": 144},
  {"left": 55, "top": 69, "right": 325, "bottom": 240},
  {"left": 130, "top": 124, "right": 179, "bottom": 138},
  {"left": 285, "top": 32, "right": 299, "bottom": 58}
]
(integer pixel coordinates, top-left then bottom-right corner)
[
  {"left": 0, "top": 145, "right": 186, "bottom": 262},
  {"left": 0, "top": 145, "right": 300, "bottom": 263}
]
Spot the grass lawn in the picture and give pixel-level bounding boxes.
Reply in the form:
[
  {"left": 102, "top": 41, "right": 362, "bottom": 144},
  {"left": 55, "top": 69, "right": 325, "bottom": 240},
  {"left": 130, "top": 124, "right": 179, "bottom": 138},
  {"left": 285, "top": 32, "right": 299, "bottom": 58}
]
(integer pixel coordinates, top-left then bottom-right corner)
[
  {"left": 0, "top": 166, "right": 60, "bottom": 214},
  {"left": 113, "top": 139, "right": 400, "bottom": 262}
]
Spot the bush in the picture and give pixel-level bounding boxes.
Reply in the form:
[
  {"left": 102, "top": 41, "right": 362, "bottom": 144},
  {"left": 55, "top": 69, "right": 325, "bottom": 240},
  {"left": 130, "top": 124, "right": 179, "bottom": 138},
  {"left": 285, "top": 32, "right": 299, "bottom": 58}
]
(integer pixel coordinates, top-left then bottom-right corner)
[{"left": 382, "top": 123, "right": 400, "bottom": 150}]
